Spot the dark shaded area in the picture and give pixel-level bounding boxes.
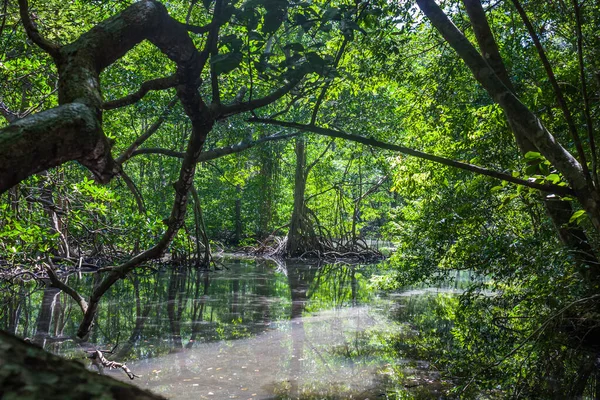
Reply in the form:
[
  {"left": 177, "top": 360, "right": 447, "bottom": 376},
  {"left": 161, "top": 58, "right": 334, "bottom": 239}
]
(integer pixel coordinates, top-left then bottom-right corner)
[{"left": 0, "top": 329, "right": 165, "bottom": 400}]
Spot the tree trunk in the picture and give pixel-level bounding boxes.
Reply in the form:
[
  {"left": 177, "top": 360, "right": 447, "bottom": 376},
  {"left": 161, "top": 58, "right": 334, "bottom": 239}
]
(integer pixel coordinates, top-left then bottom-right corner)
[
  {"left": 234, "top": 184, "right": 242, "bottom": 244},
  {"left": 286, "top": 137, "right": 318, "bottom": 257},
  {"left": 33, "top": 285, "right": 60, "bottom": 347}
]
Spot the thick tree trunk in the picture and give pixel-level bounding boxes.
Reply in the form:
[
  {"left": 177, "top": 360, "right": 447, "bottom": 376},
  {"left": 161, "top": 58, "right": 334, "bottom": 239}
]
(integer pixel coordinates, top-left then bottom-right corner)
[
  {"left": 234, "top": 185, "right": 242, "bottom": 244},
  {"left": 258, "top": 156, "right": 274, "bottom": 239},
  {"left": 33, "top": 286, "right": 60, "bottom": 347}
]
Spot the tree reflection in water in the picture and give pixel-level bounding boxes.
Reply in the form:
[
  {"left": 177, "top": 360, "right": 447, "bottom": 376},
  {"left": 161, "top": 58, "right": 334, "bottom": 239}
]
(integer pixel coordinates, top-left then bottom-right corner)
[{"left": 0, "top": 258, "right": 454, "bottom": 399}]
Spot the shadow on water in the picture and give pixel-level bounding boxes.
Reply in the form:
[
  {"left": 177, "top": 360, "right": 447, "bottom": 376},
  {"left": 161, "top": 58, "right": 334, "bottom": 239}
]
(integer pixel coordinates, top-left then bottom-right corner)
[{"left": 0, "top": 258, "right": 461, "bottom": 399}]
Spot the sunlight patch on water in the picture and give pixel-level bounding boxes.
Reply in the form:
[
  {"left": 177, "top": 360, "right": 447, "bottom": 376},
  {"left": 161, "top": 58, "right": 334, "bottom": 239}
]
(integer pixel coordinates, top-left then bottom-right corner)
[{"left": 110, "top": 305, "right": 403, "bottom": 399}]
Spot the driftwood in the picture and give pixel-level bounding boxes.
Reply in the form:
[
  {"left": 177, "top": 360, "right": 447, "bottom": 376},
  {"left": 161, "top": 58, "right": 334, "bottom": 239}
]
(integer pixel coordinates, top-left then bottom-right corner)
[{"left": 89, "top": 349, "right": 139, "bottom": 380}]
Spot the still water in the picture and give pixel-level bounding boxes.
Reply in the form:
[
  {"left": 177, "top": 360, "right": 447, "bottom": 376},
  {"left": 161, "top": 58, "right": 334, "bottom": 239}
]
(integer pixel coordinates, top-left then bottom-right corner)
[{"left": 0, "top": 258, "right": 466, "bottom": 399}]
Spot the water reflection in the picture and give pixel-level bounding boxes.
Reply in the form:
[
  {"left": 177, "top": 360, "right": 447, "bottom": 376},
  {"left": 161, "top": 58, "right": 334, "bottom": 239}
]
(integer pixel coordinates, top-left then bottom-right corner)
[{"left": 0, "top": 258, "right": 457, "bottom": 399}]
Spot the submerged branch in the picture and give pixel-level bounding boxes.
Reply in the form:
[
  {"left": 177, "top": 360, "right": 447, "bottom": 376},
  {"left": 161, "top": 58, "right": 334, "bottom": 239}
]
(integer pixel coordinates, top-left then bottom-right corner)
[{"left": 89, "top": 350, "right": 139, "bottom": 380}]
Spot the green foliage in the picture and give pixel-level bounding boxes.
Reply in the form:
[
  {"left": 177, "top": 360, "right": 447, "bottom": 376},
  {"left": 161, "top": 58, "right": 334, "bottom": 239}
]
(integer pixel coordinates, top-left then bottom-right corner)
[{"left": 2, "top": 0, "right": 600, "bottom": 396}]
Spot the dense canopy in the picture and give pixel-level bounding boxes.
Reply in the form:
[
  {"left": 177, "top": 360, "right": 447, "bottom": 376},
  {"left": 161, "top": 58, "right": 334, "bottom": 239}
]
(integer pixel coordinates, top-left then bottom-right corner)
[{"left": 2, "top": 0, "right": 600, "bottom": 397}]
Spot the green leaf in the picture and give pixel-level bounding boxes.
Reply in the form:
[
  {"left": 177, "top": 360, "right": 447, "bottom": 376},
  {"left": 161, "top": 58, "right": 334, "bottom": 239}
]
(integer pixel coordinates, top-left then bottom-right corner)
[
  {"left": 524, "top": 151, "right": 542, "bottom": 161},
  {"left": 211, "top": 52, "right": 243, "bottom": 75},
  {"left": 221, "top": 34, "right": 244, "bottom": 52},
  {"left": 262, "top": 4, "right": 287, "bottom": 34},
  {"left": 569, "top": 209, "right": 587, "bottom": 224},
  {"left": 525, "top": 164, "right": 538, "bottom": 175},
  {"left": 546, "top": 174, "right": 560, "bottom": 184},
  {"left": 236, "top": 8, "right": 260, "bottom": 30}
]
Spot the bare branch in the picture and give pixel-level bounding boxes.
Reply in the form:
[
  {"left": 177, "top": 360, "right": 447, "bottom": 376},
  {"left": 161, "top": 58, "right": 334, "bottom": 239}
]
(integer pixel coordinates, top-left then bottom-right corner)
[
  {"left": 249, "top": 118, "right": 575, "bottom": 196},
  {"left": 103, "top": 75, "right": 178, "bottom": 110},
  {"left": 185, "top": 0, "right": 198, "bottom": 24},
  {"left": 115, "top": 97, "right": 178, "bottom": 165},
  {"left": 218, "top": 76, "right": 305, "bottom": 118},
  {"left": 119, "top": 169, "right": 146, "bottom": 214},
  {"left": 89, "top": 350, "right": 139, "bottom": 380},
  {"left": 131, "top": 148, "right": 184, "bottom": 158},
  {"left": 305, "top": 138, "right": 334, "bottom": 177},
  {"left": 310, "top": 38, "right": 348, "bottom": 125},
  {"left": 207, "top": 0, "right": 225, "bottom": 105},
  {"left": 17, "top": 0, "right": 60, "bottom": 57}
]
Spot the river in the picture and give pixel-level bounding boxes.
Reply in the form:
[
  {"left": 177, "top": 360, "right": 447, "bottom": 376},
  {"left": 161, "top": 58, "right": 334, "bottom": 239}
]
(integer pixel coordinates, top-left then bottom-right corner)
[{"left": 0, "top": 257, "right": 469, "bottom": 399}]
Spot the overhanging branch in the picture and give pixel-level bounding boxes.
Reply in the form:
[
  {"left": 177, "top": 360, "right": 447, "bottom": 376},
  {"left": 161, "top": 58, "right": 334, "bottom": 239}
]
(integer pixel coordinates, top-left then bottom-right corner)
[
  {"left": 128, "top": 131, "right": 297, "bottom": 162},
  {"left": 249, "top": 118, "right": 574, "bottom": 196},
  {"left": 0, "top": 103, "right": 114, "bottom": 194}
]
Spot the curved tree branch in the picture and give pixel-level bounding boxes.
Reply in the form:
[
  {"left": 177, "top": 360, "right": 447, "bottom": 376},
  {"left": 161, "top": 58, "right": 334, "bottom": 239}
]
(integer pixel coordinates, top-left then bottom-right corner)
[
  {"left": 43, "top": 260, "right": 88, "bottom": 314},
  {"left": 102, "top": 75, "right": 178, "bottom": 110},
  {"left": 17, "top": 0, "right": 60, "bottom": 57},
  {"left": 119, "top": 168, "right": 146, "bottom": 214},
  {"left": 218, "top": 77, "right": 305, "bottom": 118},
  {"left": 0, "top": 103, "right": 113, "bottom": 194}
]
